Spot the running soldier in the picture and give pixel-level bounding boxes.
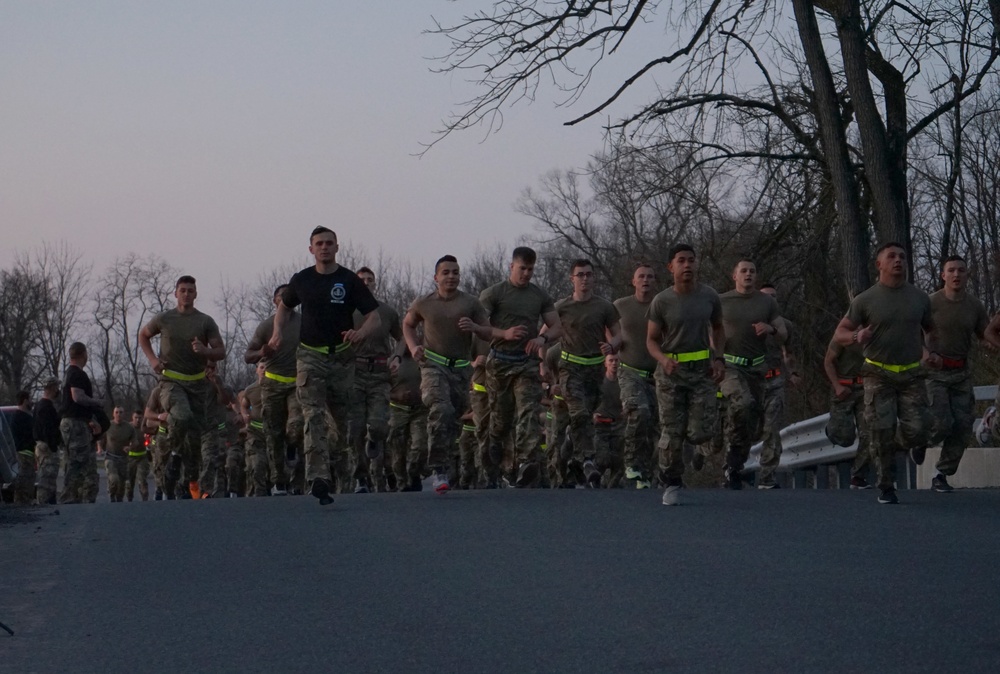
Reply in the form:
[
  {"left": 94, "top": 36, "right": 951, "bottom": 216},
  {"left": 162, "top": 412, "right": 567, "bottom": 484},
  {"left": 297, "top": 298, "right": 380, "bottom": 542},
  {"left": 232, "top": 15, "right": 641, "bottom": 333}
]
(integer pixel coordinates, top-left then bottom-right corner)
[
  {"left": 139, "top": 275, "right": 226, "bottom": 499},
  {"left": 402, "top": 255, "right": 492, "bottom": 494},
  {"left": 60, "top": 342, "right": 103, "bottom": 504},
  {"left": 144, "top": 383, "right": 172, "bottom": 499},
  {"left": 479, "top": 246, "right": 562, "bottom": 488},
  {"left": 125, "top": 409, "right": 151, "bottom": 501},
  {"left": 593, "top": 354, "right": 625, "bottom": 488},
  {"left": 834, "top": 242, "right": 939, "bottom": 504},
  {"left": 646, "top": 244, "right": 726, "bottom": 505},
  {"left": 468, "top": 338, "right": 495, "bottom": 487},
  {"left": 244, "top": 284, "right": 303, "bottom": 496},
  {"left": 541, "top": 342, "right": 570, "bottom": 487},
  {"left": 756, "top": 284, "right": 800, "bottom": 489},
  {"left": 387, "top": 349, "right": 427, "bottom": 491},
  {"left": 33, "top": 379, "right": 62, "bottom": 505},
  {"left": 10, "top": 391, "right": 35, "bottom": 504},
  {"left": 270, "top": 227, "right": 381, "bottom": 506},
  {"left": 823, "top": 339, "right": 873, "bottom": 489},
  {"left": 102, "top": 406, "right": 138, "bottom": 502},
  {"left": 921, "top": 256, "right": 994, "bottom": 492},
  {"left": 614, "top": 263, "right": 659, "bottom": 488},
  {"left": 349, "top": 266, "right": 403, "bottom": 494},
  {"left": 553, "top": 259, "right": 622, "bottom": 488},
  {"left": 241, "top": 363, "right": 269, "bottom": 496},
  {"left": 718, "top": 259, "right": 785, "bottom": 489}
]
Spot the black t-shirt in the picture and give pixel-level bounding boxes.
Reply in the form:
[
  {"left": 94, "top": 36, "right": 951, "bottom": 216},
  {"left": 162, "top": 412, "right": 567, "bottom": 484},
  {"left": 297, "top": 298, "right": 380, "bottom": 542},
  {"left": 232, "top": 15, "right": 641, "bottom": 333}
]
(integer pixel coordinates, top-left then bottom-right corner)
[
  {"left": 33, "top": 397, "right": 62, "bottom": 448},
  {"left": 10, "top": 409, "right": 34, "bottom": 453},
  {"left": 281, "top": 265, "right": 378, "bottom": 349},
  {"left": 61, "top": 365, "right": 94, "bottom": 420}
]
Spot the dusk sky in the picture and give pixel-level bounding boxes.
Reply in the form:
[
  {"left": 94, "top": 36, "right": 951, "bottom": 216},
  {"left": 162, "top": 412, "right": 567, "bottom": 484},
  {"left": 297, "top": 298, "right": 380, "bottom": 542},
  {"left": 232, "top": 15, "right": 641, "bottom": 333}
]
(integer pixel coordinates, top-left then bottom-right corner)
[{"left": 1, "top": 1, "right": 665, "bottom": 292}]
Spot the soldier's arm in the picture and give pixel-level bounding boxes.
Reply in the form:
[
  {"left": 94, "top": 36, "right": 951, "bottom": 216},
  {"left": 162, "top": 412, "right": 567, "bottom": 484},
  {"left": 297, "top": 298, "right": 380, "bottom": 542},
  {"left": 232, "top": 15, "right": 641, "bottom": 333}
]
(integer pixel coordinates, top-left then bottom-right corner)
[
  {"left": 602, "top": 319, "right": 623, "bottom": 355},
  {"left": 138, "top": 322, "right": 163, "bottom": 373},
  {"left": 833, "top": 316, "right": 866, "bottom": 347},
  {"left": 269, "top": 301, "right": 292, "bottom": 350},
  {"left": 401, "top": 309, "right": 424, "bottom": 360},
  {"left": 202, "top": 334, "right": 226, "bottom": 362},
  {"left": 646, "top": 320, "right": 670, "bottom": 370},
  {"left": 823, "top": 346, "right": 841, "bottom": 389},
  {"left": 244, "top": 328, "right": 269, "bottom": 364},
  {"left": 983, "top": 313, "right": 1000, "bottom": 351}
]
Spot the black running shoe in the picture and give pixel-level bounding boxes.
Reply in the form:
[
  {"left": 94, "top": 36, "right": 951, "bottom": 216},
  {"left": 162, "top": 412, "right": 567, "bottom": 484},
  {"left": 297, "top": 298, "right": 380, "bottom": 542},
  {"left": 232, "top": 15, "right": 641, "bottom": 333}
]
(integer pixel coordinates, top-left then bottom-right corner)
[
  {"left": 515, "top": 461, "right": 540, "bottom": 488},
  {"left": 725, "top": 467, "right": 743, "bottom": 490},
  {"left": 909, "top": 446, "right": 926, "bottom": 465},
  {"left": 931, "top": 474, "right": 954, "bottom": 493},
  {"left": 310, "top": 478, "right": 334, "bottom": 505},
  {"left": 877, "top": 488, "right": 899, "bottom": 504},
  {"left": 849, "top": 476, "right": 872, "bottom": 490}
]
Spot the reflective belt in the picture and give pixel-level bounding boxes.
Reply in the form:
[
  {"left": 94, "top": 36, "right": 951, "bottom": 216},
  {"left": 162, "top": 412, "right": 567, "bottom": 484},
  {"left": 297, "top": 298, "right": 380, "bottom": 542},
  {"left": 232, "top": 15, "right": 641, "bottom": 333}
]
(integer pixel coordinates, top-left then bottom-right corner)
[
  {"left": 162, "top": 369, "right": 206, "bottom": 381},
  {"left": 620, "top": 362, "right": 653, "bottom": 378},
  {"left": 128, "top": 450, "right": 147, "bottom": 457},
  {"left": 265, "top": 371, "right": 296, "bottom": 384},
  {"left": 766, "top": 368, "right": 782, "bottom": 379},
  {"left": 490, "top": 348, "right": 530, "bottom": 363},
  {"left": 553, "top": 395, "right": 564, "bottom": 401},
  {"left": 716, "top": 391, "right": 723, "bottom": 399},
  {"left": 462, "top": 424, "right": 476, "bottom": 433},
  {"left": 594, "top": 415, "right": 615, "bottom": 425},
  {"left": 217, "top": 423, "right": 226, "bottom": 431},
  {"left": 390, "top": 402, "right": 412, "bottom": 411},
  {"left": 157, "top": 426, "right": 167, "bottom": 434},
  {"left": 472, "top": 383, "right": 487, "bottom": 393},
  {"left": 424, "top": 349, "right": 470, "bottom": 368},
  {"left": 664, "top": 349, "right": 711, "bottom": 363},
  {"left": 560, "top": 351, "right": 605, "bottom": 366},
  {"left": 18, "top": 449, "right": 34, "bottom": 457},
  {"left": 723, "top": 354, "right": 765, "bottom": 368},
  {"left": 940, "top": 356, "right": 966, "bottom": 369},
  {"left": 250, "top": 420, "right": 264, "bottom": 430},
  {"left": 864, "top": 358, "right": 920, "bottom": 373},
  {"left": 545, "top": 411, "right": 553, "bottom": 420},
  {"left": 838, "top": 377, "right": 864, "bottom": 386},
  {"left": 301, "top": 342, "right": 350, "bottom": 355}
]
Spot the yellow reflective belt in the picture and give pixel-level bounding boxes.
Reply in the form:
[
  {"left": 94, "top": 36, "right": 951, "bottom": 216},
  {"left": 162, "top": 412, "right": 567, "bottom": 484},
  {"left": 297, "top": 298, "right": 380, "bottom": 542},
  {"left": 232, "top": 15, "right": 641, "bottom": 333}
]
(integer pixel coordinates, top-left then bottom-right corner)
[
  {"left": 390, "top": 402, "right": 412, "bottom": 411},
  {"left": 723, "top": 354, "right": 765, "bottom": 367},
  {"left": 424, "top": 349, "right": 470, "bottom": 368},
  {"left": 716, "top": 391, "right": 723, "bottom": 399},
  {"left": 162, "top": 369, "right": 206, "bottom": 381},
  {"left": 301, "top": 342, "right": 351, "bottom": 355},
  {"left": 545, "top": 411, "right": 553, "bottom": 420},
  {"left": 217, "top": 423, "right": 227, "bottom": 431},
  {"left": 157, "top": 426, "right": 167, "bottom": 434},
  {"left": 553, "top": 395, "right": 564, "bottom": 401},
  {"left": 128, "top": 450, "right": 147, "bottom": 457},
  {"left": 560, "top": 351, "right": 605, "bottom": 366},
  {"left": 265, "top": 371, "right": 296, "bottom": 384},
  {"left": 620, "top": 362, "right": 653, "bottom": 377},
  {"left": 864, "top": 358, "right": 920, "bottom": 373},
  {"left": 665, "top": 349, "right": 711, "bottom": 363},
  {"left": 472, "top": 383, "right": 487, "bottom": 393},
  {"left": 462, "top": 424, "right": 476, "bottom": 433},
  {"left": 18, "top": 449, "right": 34, "bottom": 457},
  {"left": 250, "top": 420, "right": 264, "bottom": 430}
]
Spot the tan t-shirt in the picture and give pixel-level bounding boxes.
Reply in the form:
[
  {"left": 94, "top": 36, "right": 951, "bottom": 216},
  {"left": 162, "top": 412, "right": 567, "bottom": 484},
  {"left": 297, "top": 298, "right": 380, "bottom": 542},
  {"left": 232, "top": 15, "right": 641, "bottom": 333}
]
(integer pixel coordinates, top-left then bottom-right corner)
[
  {"left": 244, "top": 382, "right": 263, "bottom": 423},
  {"left": 145, "top": 385, "right": 166, "bottom": 433},
  {"left": 594, "top": 374, "right": 622, "bottom": 421},
  {"left": 720, "top": 290, "right": 780, "bottom": 360},
  {"left": 647, "top": 284, "right": 722, "bottom": 354},
  {"left": 555, "top": 295, "right": 619, "bottom": 357},
  {"left": 390, "top": 356, "right": 422, "bottom": 406},
  {"left": 480, "top": 280, "right": 555, "bottom": 354},
  {"left": 104, "top": 420, "right": 138, "bottom": 457},
  {"left": 407, "top": 290, "right": 488, "bottom": 361},
  {"left": 829, "top": 339, "right": 865, "bottom": 378},
  {"left": 353, "top": 303, "right": 401, "bottom": 359},
  {"left": 148, "top": 308, "right": 222, "bottom": 376},
  {"left": 613, "top": 295, "right": 657, "bottom": 371},
  {"left": 845, "top": 282, "right": 933, "bottom": 365},
  {"left": 249, "top": 312, "right": 300, "bottom": 378},
  {"left": 929, "top": 290, "right": 988, "bottom": 361}
]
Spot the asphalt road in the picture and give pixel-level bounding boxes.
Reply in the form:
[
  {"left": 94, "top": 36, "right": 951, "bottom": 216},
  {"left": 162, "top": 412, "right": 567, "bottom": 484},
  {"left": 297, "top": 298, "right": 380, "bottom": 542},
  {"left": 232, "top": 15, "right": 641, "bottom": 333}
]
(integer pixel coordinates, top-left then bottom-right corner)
[{"left": 2, "top": 487, "right": 999, "bottom": 673}]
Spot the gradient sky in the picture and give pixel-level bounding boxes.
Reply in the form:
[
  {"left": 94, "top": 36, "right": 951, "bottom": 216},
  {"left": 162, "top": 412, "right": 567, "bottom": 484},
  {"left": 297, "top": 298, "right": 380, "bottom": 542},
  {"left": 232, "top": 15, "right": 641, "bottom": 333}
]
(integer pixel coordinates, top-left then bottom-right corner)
[{"left": 1, "top": 1, "right": 665, "bottom": 290}]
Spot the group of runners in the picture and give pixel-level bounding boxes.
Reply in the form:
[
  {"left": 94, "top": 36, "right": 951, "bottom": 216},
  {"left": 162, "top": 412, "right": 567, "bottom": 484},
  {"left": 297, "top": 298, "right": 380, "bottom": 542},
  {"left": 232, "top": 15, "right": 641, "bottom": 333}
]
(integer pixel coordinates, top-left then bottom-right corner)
[{"left": 7, "top": 226, "right": 995, "bottom": 507}]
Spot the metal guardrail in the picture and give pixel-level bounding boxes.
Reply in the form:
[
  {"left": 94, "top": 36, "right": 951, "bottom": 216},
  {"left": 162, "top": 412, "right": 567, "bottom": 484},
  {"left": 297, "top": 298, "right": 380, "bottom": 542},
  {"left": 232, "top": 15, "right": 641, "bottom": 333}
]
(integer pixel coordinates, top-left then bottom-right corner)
[{"left": 745, "top": 385, "right": 998, "bottom": 473}]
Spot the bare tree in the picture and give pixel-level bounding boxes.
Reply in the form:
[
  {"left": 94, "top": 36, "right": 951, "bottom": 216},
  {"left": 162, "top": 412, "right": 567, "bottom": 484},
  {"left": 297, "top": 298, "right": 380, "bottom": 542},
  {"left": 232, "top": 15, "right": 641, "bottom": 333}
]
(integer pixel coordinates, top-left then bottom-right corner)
[{"left": 0, "top": 268, "right": 50, "bottom": 398}]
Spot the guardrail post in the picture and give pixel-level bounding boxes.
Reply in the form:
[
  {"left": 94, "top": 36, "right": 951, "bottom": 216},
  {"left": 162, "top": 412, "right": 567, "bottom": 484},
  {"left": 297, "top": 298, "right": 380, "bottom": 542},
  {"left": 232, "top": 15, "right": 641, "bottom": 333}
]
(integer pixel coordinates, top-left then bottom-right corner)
[
  {"left": 816, "top": 465, "right": 830, "bottom": 489},
  {"left": 793, "top": 470, "right": 808, "bottom": 489},
  {"left": 836, "top": 462, "right": 851, "bottom": 489}
]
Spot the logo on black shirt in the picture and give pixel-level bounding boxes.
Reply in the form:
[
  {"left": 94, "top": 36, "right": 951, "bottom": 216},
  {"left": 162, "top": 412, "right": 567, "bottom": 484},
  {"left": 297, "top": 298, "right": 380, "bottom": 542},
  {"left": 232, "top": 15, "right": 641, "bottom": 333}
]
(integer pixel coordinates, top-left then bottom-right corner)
[{"left": 331, "top": 283, "right": 346, "bottom": 304}]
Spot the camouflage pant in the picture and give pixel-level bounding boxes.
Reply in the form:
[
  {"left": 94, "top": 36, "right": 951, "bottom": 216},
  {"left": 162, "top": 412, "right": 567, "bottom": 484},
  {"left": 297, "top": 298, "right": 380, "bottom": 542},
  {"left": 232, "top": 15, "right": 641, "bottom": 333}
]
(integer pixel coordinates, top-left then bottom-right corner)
[
  {"left": 226, "top": 438, "right": 245, "bottom": 496},
  {"left": 420, "top": 361, "right": 471, "bottom": 469},
  {"left": 546, "top": 396, "right": 570, "bottom": 486},
  {"left": 60, "top": 417, "right": 98, "bottom": 504},
  {"left": 471, "top": 387, "right": 495, "bottom": 481},
  {"left": 486, "top": 357, "right": 543, "bottom": 468},
  {"left": 200, "top": 415, "right": 227, "bottom": 497},
  {"left": 126, "top": 453, "right": 150, "bottom": 501},
  {"left": 826, "top": 385, "right": 872, "bottom": 479},
  {"left": 34, "top": 441, "right": 60, "bottom": 504},
  {"left": 594, "top": 421, "right": 624, "bottom": 487},
  {"left": 655, "top": 362, "right": 719, "bottom": 482},
  {"left": 105, "top": 454, "right": 127, "bottom": 502},
  {"left": 721, "top": 365, "right": 765, "bottom": 471},
  {"left": 245, "top": 428, "right": 269, "bottom": 496},
  {"left": 863, "top": 369, "right": 929, "bottom": 491},
  {"left": 260, "top": 377, "right": 303, "bottom": 488},
  {"left": 927, "top": 368, "right": 974, "bottom": 477},
  {"left": 388, "top": 401, "right": 428, "bottom": 487},
  {"left": 617, "top": 366, "right": 658, "bottom": 478},
  {"left": 458, "top": 422, "right": 479, "bottom": 488},
  {"left": 14, "top": 451, "right": 36, "bottom": 504},
  {"left": 349, "top": 366, "right": 391, "bottom": 485},
  {"left": 160, "top": 378, "right": 209, "bottom": 484},
  {"left": 758, "top": 375, "right": 785, "bottom": 482},
  {"left": 296, "top": 346, "right": 354, "bottom": 487},
  {"left": 150, "top": 429, "right": 167, "bottom": 493},
  {"left": 558, "top": 360, "right": 605, "bottom": 466}
]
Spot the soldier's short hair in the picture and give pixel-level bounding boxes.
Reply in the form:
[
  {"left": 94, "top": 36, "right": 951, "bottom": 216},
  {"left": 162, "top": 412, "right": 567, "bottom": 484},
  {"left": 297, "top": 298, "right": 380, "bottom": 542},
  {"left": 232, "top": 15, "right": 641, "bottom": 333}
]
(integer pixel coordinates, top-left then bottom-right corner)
[
  {"left": 941, "top": 255, "right": 966, "bottom": 271},
  {"left": 435, "top": 255, "right": 458, "bottom": 272},
  {"left": 310, "top": 226, "right": 336, "bottom": 242},
  {"left": 570, "top": 259, "right": 593, "bottom": 274},
  {"left": 273, "top": 284, "right": 289, "bottom": 298},
  {"left": 667, "top": 244, "right": 695, "bottom": 263},
  {"left": 875, "top": 241, "right": 905, "bottom": 258},
  {"left": 357, "top": 266, "right": 374, "bottom": 276},
  {"left": 175, "top": 275, "right": 196, "bottom": 288},
  {"left": 512, "top": 247, "right": 537, "bottom": 265},
  {"left": 68, "top": 342, "right": 87, "bottom": 359}
]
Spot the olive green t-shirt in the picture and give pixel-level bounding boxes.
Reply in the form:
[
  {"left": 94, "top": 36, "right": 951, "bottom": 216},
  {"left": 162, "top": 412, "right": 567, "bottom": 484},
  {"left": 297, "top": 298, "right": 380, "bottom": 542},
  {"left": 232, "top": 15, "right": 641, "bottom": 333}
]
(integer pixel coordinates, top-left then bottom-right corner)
[
  {"left": 828, "top": 339, "right": 865, "bottom": 378},
  {"left": 249, "top": 312, "right": 301, "bottom": 378},
  {"left": 390, "top": 357, "right": 422, "bottom": 406},
  {"left": 845, "top": 282, "right": 933, "bottom": 365},
  {"left": 647, "top": 284, "right": 722, "bottom": 355},
  {"left": 148, "top": 308, "right": 222, "bottom": 376},
  {"left": 720, "top": 290, "right": 780, "bottom": 360},
  {"left": 543, "top": 342, "right": 562, "bottom": 384},
  {"left": 480, "top": 280, "right": 555, "bottom": 354},
  {"left": 764, "top": 317, "right": 793, "bottom": 369},
  {"left": 928, "top": 290, "right": 988, "bottom": 361},
  {"left": 471, "top": 338, "right": 490, "bottom": 387},
  {"left": 145, "top": 385, "right": 166, "bottom": 433},
  {"left": 104, "top": 420, "right": 138, "bottom": 457},
  {"left": 353, "top": 303, "right": 401, "bottom": 359},
  {"left": 407, "top": 290, "right": 488, "bottom": 361},
  {"left": 594, "top": 374, "right": 622, "bottom": 421},
  {"left": 613, "top": 295, "right": 657, "bottom": 371},
  {"left": 555, "top": 295, "right": 619, "bottom": 357},
  {"left": 244, "top": 382, "right": 263, "bottom": 423}
]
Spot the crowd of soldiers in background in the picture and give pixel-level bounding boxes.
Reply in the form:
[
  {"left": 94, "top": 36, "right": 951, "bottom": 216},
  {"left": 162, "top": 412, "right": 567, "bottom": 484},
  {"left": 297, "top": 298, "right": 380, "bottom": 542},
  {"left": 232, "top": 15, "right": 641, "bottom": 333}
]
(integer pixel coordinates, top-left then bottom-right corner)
[{"left": 3, "top": 228, "right": 994, "bottom": 507}]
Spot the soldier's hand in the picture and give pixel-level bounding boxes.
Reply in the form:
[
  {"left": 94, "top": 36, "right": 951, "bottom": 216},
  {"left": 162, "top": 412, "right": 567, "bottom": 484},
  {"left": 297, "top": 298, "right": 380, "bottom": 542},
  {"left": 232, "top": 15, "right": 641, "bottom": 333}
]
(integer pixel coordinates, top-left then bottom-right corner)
[
  {"left": 389, "top": 358, "right": 400, "bottom": 375},
  {"left": 504, "top": 325, "right": 528, "bottom": 341},
  {"left": 662, "top": 357, "right": 680, "bottom": 375},
  {"left": 411, "top": 345, "right": 425, "bottom": 362},
  {"left": 599, "top": 341, "right": 614, "bottom": 355},
  {"left": 149, "top": 357, "right": 164, "bottom": 375},
  {"left": 260, "top": 342, "right": 275, "bottom": 358},
  {"left": 711, "top": 359, "right": 725, "bottom": 384},
  {"left": 925, "top": 351, "right": 943, "bottom": 370},
  {"left": 752, "top": 322, "right": 774, "bottom": 337},
  {"left": 191, "top": 338, "right": 208, "bottom": 355},
  {"left": 457, "top": 317, "right": 477, "bottom": 333},
  {"left": 834, "top": 383, "right": 851, "bottom": 401},
  {"left": 855, "top": 325, "right": 874, "bottom": 345},
  {"left": 267, "top": 334, "right": 282, "bottom": 352}
]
